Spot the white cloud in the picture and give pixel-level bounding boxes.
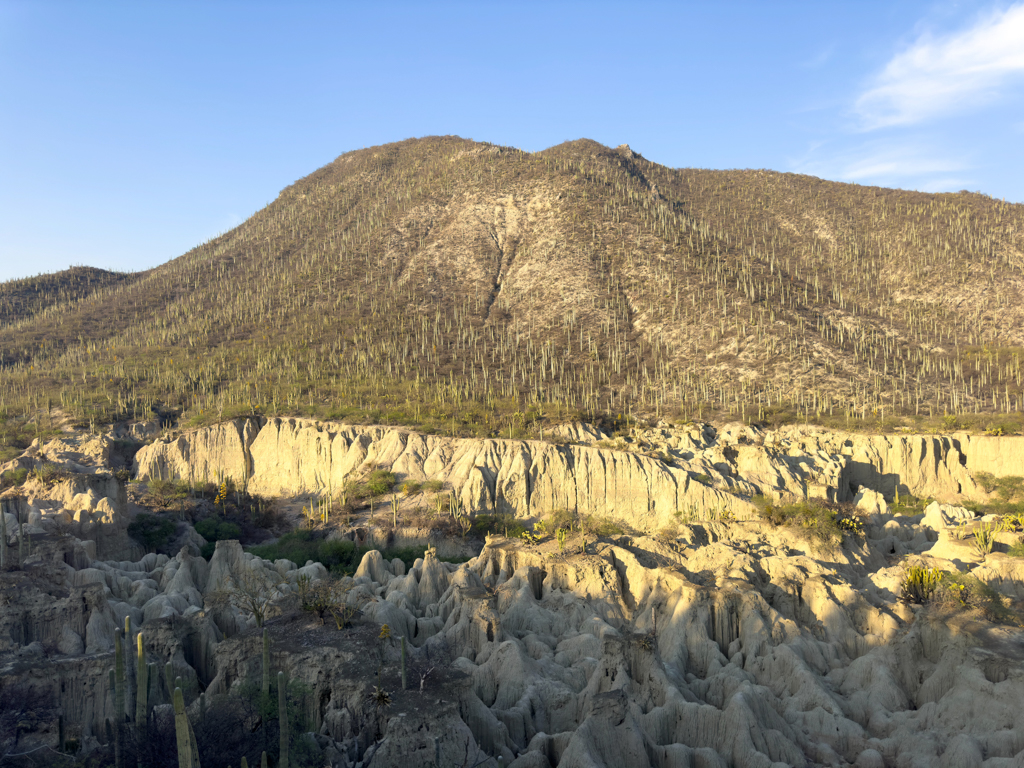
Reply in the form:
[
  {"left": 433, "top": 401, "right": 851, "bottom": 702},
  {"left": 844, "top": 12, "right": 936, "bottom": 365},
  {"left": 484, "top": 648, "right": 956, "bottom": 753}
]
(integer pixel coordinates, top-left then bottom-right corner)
[
  {"left": 791, "top": 139, "right": 970, "bottom": 191},
  {"left": 856, "top": 3, "right": 1024, "bottom": 128}
]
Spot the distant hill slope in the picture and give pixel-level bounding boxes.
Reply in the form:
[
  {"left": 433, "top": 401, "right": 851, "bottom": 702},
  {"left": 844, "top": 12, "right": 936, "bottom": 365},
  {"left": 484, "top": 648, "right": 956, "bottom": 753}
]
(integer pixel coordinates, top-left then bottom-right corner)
[
  {"left": 1, "top": 136, "right": 1022, "bottom": 436},
  {"left": 0, "top": 266, "right": 138, "bottom": 329}
]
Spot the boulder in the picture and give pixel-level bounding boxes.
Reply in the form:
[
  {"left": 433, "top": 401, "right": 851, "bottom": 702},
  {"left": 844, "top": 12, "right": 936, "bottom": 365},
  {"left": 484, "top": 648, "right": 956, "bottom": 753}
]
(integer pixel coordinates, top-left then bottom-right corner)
[{"left": 921, "top": 502, "right": 975, "bottom": 531}]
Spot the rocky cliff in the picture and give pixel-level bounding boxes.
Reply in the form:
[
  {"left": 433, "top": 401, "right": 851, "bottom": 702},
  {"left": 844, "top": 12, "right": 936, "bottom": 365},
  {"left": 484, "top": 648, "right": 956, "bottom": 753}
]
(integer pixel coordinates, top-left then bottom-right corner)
[{"left": 135, "top": 417, "right": 1024, "bottom": 531}]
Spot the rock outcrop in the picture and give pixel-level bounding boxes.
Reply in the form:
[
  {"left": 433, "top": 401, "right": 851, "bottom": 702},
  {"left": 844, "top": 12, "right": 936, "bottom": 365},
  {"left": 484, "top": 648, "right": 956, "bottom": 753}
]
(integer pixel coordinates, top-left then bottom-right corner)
[
  {"left": 3, "top": 418, "right": 1024, "bottom": 767},
  {"left": 136, "top": 418, "right": 1024, "bottom": 535}
]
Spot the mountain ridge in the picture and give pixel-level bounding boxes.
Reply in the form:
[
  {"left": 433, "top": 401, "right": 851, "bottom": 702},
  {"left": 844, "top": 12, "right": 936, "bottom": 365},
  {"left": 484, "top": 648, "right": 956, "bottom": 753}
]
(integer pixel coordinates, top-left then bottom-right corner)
[{"left": 1, "top": 135, "right": 1022, "bottom": 439}]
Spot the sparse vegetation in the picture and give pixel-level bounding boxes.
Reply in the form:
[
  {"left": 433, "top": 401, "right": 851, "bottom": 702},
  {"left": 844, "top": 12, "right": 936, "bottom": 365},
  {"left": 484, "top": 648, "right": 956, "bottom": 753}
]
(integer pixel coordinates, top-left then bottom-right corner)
[
  {"left": 364, "top": 469, "right": 397, "bottom": 497},
  {"left": 296, "top": 574, "right": 357, "bottom": 628},
  {"left": 889, "top": 492, "right": 932, "bottom": 516},
  {"left": 220, "top": 565, "right": 282, "bottom": 628},
  {"left": 247, "top": 529, "right": 456, "bottom": 574},
  {"left": 2, "top": 138, "right": 1023, "bottom": 445},
  {"left": 196, "top": 518, "right": 242, "bottom": 558},
  {"left": 470, "top": 512, "right": 527, "bottom": 539},
  {"left": 968, "top": 473, "right": 1024, "bottom": 524},
  {"left": 752, "top": 495, "right": 862, "bottom": 547},
  {"left": 31, "top": 461, "right": 65, "bottom": 486},
  {"left": 127, "top": 513, "right": 177, "bottom": 552},
  {"left": 900, "top": 565, "right": 944, "bottom": 604},
  {"left": 898, "top": 564, "right": 1022, "bottom": 625},
  {"left": 0, "top": 467, "right": 28, "bottom": 489},
  {"left": 972, "top": 522, "right": 998, "bottom": 558}
]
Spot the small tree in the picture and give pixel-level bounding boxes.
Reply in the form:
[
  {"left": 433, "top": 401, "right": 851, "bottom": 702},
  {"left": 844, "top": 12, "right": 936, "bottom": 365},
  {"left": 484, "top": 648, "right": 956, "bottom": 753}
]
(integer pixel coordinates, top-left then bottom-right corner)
[
  {"left": 297, "top": 575, "right": 357, "bottom": 628},
  {"left": 410, "top": 635, "right": 454, "bottom": 693},
  {"left": 220, "top": 567, "right": 282, "bottom": 628}
]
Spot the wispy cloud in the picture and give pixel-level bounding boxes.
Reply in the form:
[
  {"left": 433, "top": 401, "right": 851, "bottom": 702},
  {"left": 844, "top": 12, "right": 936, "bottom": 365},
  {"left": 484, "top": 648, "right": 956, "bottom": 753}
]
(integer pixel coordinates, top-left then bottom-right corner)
[
  {"left": 801, "top": 44, "right": 836, "bottom": 70},
  {"left": 856, "top": 3, "right": 1024, "bottom": 129},
  {"left": 791, "top": 138, "right": 971, "bottom": 192}
]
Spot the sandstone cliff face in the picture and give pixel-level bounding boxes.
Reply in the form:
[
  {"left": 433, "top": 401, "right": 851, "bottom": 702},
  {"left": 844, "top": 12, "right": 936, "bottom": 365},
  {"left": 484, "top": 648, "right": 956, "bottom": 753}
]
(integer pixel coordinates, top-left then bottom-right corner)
[
  {"left": 136, "top": 418, "right": 750, "bottom": 532},
  {"left": 135, "top": 418, "right": 1024, "bottom": 532},
  {"left": 773, "top": 427, "right": 986, "bottom": 501}
]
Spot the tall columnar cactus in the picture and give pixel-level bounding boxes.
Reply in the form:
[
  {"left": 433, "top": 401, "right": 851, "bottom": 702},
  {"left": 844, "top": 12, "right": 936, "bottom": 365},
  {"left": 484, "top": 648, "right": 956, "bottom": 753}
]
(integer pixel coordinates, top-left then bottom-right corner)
[
  {"left": 262, "top": 628, "right": 270, "bottom": 698},
  {"left": 173, "top": 687, "right": 194, "bottom": 768},
  {"left": 136, "top": 632, "right": 148, "bottom": 764},
  {"left": 124, "top": 618, "right": 135, "bottom": 719},
  {"left": 278, "top": 671, "right": 288, "bottom": 768},
  {"left": 260, "top": 753, "right": 268, "bottom": 768},
  {"left": 165, "top": 662, "right": 175, "bottom": 703},
  {"left": 401, "top": 636, "right": 407, "bottom": 690},
  {"left": 113, "top": 627, "right": 125, "bottom": 768},
  {"left": 149, "top": 662, "right": 158, "bottom": 702},
  {"left": 17, "top": 513, "right": 24, "bottom": 566},
  {"left": 1, "top": 499, "right": 7, "bottom": 569}
]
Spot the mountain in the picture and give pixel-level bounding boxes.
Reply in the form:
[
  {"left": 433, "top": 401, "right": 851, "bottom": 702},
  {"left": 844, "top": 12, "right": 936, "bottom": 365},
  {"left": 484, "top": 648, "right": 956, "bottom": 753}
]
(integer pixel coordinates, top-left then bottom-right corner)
[
  {"left": 1, "top": 136, "right": 1022, "bottom": 438},
  {"left": 0, "top": 265, "right": 138, "bottom": 331}
]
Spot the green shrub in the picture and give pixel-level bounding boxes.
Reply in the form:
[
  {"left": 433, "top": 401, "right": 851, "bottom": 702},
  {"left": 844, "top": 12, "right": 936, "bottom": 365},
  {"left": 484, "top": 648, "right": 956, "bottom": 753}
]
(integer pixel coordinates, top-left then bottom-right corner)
[
  {"left": 931, "top": 571, "right": 1016, "bottom": 623},
  {"left": 32, "top": 462, "right": 63, "bottom": 486},
  {"left": 471, "top": 513, "right": 527, "bottom": 539},
  {"left": 195, "top": 517, "right": 245, "bottom": 558},
  {"left": 247, "top": 531, "right": 460, "bottom": 574},
  {"left": 195, "top": 518, "right": 240, "bottom": 541},
  {"left": 147, "top": 478, "right": 189, "bottom": 506},
  {"left": 890, "top": 492, "right": 931, "bottom": 516},
  {"left": 365, "top": 469, "right": 397, "bottom": 496},
  {"left": 585, "top": 515, "right": 625, "bottom": 537},
  {"left": 975, "top": 472, "right": 1024, "bottom": 501},
  {"left": 422, "top": 479, "right": 445, "bottom": 493},
  {"left": 1008, "top": 537, "right": 1024, "bottom": 558},
  {"left": 127, "top": 513, "right": 176, "bottom": 552},
  {"left": 0, "top": 468, "right": 28, "bottom": 489},
  {"left": 752, "top": 496, "right": 860, "bottom": 547},
  {"left": 249, "top": 530, "right": 356, "bottom": 570},
  {"left": 545, "top": 508, "right": 578, "bottom": 531}
]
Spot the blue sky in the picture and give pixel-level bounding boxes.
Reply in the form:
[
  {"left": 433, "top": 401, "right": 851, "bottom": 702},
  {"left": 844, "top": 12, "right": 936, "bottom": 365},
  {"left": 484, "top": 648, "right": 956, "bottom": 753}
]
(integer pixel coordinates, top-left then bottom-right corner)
[{"left": 2, "top": 1, "right": 1023, "bottom": 282}]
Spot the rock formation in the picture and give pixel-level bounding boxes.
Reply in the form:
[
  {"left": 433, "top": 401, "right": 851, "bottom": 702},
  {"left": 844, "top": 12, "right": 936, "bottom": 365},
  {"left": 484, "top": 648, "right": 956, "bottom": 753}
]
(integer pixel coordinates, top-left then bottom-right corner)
[{"left": 1, "top": 419, "right": 1023, "bottom": 767}]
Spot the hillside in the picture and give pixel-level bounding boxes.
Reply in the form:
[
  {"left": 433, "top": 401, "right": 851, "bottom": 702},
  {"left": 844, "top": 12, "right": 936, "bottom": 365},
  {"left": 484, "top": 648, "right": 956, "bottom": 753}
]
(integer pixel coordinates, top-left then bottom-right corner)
[
  {"left": 0, "top": 265, "right": 138, "bottom": 334},
  {"left": 1, "top": 136, "right": 1023, "bottom": 438}
]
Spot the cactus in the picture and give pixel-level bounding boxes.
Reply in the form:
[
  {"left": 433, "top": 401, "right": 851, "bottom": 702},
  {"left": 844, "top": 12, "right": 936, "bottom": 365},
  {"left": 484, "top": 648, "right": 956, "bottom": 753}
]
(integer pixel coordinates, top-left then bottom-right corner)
[
  {"left": 278, "top": 671, "right": 288, "bottom": 768},
  {"left": 240, "top": 758, "right": 248, "bottom": 768},
  {"left": 17, "top": 513, "right": 24, "bottom": 566},
  {"left": 1, "top": 500, "right": 7, "bottom": 569},
  {"left": 401, "top": 636, "right": 407, "bottom": 690},
  {"left": 136, "top": 633, "right": 149, "bottom": 766},
  {"left": 113, "top": 627, "right": 125, "bottom": 768},
  {"left": 124, "top": 617, "right": 135, "bottom": 720},
  {"left": 262, "top": 628, "right": 270, "bottom": 698},
  {"left": 261, "top": 753, "right": 268, "bottom": 768},
  {"left": 173, "top": 687, "right": 194, "bottom": 768},
  {"left": 165, "top": 662, "right": 175, "bottom": 703}
]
